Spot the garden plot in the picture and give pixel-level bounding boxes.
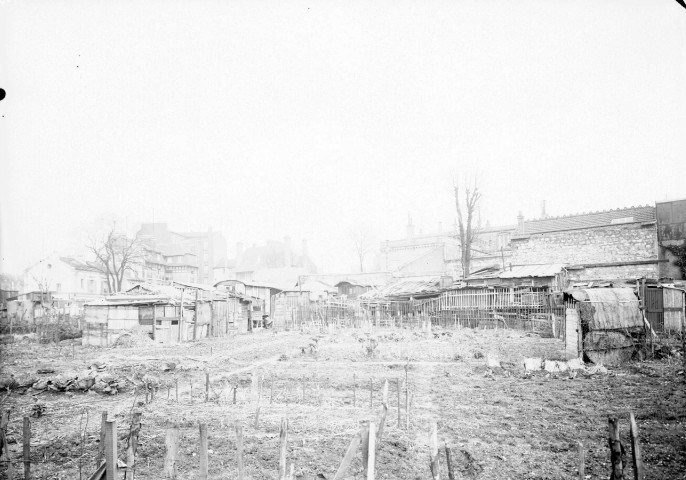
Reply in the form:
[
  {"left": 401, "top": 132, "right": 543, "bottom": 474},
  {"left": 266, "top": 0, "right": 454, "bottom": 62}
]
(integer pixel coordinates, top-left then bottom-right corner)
[{"left": 0, "top": 328, "right": 683, "bottom": 479}]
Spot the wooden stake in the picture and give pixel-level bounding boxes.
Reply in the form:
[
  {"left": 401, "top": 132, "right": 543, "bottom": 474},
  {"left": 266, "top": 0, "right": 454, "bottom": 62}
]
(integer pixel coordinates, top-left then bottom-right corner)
[
  {"left": 577, "top": 440, "right": 585, "bottom": 480},
  {"left": 23, "top": 416, "right": 31, "bottom": 480},
  {"left": 104, "top": 419, "right": 117, "bottom": 480},
  {"left": 279, "top": 418, "right": 289, "bottom": 480},
  {"left": 199, "top": 423, "right": 208, "bottom": 480},
  {"left": 360, "top": 421, "right": 370, "bottom": 476},
  {"left": 164, "top": 423, "right": 179, "bottom": 479},
  {"left": 367, "top": 422, "right": 376, "bottom": 480},
  {"left": 333, "top": 429, "right": 362, "bottom": 480},
  {"left": 396, "top": 378, "right": 401, "bottom": 428},
  {"left": 0, "top": 410, "right": 13, "bottom": 480},
  {"left": 125, "top": 411, "right": 142, "bottom": 480},
  {"left": 445, "top": 442, "right": 455, "bottom": 480},
  {"left": 175, "top": 378, "right": 179, "bottom": 403},
  {"left": 430, "top": 422, "right": 440, "bottom": 480},
  {"left": 233, "top": 385, "right": 237, "bottom": 405},
  {"left": 205, "top": 371, "right": 210, "bottom": 403},
  {"left": 629, "top": 413, "right": 643, "bottom": 480},
  {"left": 404, "top": 364, "right": 410, "bottom": 430},
  {"left": 254, "top": 406, "right": 260, "bottom": 429},
  {"left": 235, "top": 421, "right": 245, "bottom": 480},
  {"left": 369, "top": 378, "right": 373, "bottom": 409},
  {"left": 608, "top": 417, "right": 624, "bottom": 480},
  {"left": 97, "top": 411, "right": 107, "bottom": 468}
]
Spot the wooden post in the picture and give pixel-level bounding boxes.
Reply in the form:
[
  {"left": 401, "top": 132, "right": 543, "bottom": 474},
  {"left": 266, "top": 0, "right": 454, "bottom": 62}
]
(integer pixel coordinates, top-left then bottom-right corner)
[
  {"left": 360, "top": 421, "right": 370, "bottom": 476},
  {"left": 430, "top": 421, "right": 440, "bottom": 480},
  {"left": 369, "top": 378, "right": 373, "bottom": 409},
  {"left": 178, "top": 289, "right": 185, "bottom": 343},
  {"left": 205, "top": 371, "right": 210, "bottom": 403},
  {"left": 104, "top": 419, "right": 117, "bottom": 480},
  {"left": 97, "top": 411, "right": 107, "bottom": 468},
  {"left": 279, "top": 418, "right": 288, "bottom": 480},
  {"left": 404, "top": 364, "right": 410, "bottom": 430},
  {"left": 445, "top": 442, "right": 455, "bottom": 480},
  {"left": 233, "top": 385, "right": 237, "bottom": 405},
  {"left": 23, "top": 416, "right": 31, "bottom": 480},
  {"left": 608, "top": 417, "right": 624, "bottom": 480},
  {"left": 193, "top": 290, "right": 200, "bottom": 341},
  {"left": 235, "top": 421, "right": 245, "bottom": 480},
  {"left": 629, "top": 413, "right": 643, "bottom": 480},
  {"left": 152, "top": 304, "right": 157, "bottom": 342},
  {"left": 164, "top": 423, "right": 179, "bottom": 479},
  {"left": 198, "top": 423, "right": 208, "bottom": 480},
  {"left": 397, "top": 378, "right": 401, "bottom": 428},
  {"left": 0, "top": 410, "right": 12, "bottom": 480},
  {"left": 125, "top": 410, "right": 142, "bottom": 480},
  {"left": 577, "top": 441, "right": 585, "bottom": 480},
  {"left": 367, "top": 422, "right": 376, "bottom": 480},
  {"left": 254, "top": 406, "right": 261, "bottom": 429},
  {"left": 175, "top": 378, "right": 179, "bottom": 403},
  {"left": 333, "top": 429, "right": 362, "bottom": 480}
]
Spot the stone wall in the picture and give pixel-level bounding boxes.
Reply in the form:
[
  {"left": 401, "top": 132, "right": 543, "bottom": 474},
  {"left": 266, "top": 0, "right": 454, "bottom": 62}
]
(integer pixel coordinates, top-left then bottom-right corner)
[
  {"left": 511, "top": 223, "right": 657, "bottom": 272},
  {"left": 569, "top": 264, "right": 658, "bottom": 282}
]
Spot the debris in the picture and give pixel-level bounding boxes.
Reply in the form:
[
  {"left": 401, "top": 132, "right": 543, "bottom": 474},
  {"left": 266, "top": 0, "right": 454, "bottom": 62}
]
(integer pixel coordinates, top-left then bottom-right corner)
[
  {"left": 544, "top": 360, "right": 569, "bottom": 373},
  {"left": 524, "top": 358, "right": 542, "bottom": 371}
]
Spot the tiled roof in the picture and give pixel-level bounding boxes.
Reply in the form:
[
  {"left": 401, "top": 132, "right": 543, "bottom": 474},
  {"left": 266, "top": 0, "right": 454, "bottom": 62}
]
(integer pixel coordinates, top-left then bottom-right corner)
[{"left": 516, "top": 205, "right": 655, "bottom": 237}]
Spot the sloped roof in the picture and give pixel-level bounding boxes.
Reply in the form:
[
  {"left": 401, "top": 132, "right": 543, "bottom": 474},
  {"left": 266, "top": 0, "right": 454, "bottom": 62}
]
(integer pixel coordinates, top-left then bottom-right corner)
[
  {"left": 159, "top": 244, "right": 196, "bottom": 257},
  {"left": 516, "top": 205, "right": 656, "bottom": 237},
  {"left": 360, "top": 276, "right": 443, "bottom": 300},
  {"left": 59, "top": 257, "right": 98, "bottom": 272},
  {"left": 499, "top": 263, "right": 566, "bottom": 279}
]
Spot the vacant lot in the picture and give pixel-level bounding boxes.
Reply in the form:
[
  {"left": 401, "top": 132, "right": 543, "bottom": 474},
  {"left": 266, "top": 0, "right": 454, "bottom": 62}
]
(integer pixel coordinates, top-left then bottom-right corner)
[{"left": 1, "top": 327, "right": 684, "bottom": 479}]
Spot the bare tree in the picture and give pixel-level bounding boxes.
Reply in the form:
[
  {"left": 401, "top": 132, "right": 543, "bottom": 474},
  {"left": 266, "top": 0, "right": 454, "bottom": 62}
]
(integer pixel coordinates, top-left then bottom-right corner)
[
  {"left": 454, "top": 177, "right": 482, "bottom": 278},
  {"left": 87, "top": 228, "right": 145, "bottom": 293},
  {"left": 348, "top": 225, "right": 375, "bottom": 273}
]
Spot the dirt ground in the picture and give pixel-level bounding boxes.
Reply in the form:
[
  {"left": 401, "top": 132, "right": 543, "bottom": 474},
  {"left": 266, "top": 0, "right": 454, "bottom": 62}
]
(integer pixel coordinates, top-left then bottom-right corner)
[{"left": 1, "top": 327, "right": 684, "bottom": 479}]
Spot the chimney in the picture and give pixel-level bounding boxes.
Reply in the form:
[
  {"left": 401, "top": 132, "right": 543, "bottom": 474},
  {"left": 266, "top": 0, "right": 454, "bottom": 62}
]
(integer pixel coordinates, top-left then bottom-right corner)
[
  {"left": 236, "top": 242, "right": 244, "bottom": 261},
  {"left": 517, "top": 211, "right": 524, "bottom": 232},
  {"left": 437, "top": 222, "right": 443, "bottom": 234},
  {"left": 406, "top": 214, "right": 415, "bottom": 239},
  {"left": 284, "top": 236, "right": 292, "bottom": 267}
]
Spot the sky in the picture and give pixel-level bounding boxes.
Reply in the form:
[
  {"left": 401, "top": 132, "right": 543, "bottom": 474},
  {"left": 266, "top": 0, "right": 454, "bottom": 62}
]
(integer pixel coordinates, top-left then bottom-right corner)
[{"left": 1, "top": 0, "right": 685, "bottom": 274}]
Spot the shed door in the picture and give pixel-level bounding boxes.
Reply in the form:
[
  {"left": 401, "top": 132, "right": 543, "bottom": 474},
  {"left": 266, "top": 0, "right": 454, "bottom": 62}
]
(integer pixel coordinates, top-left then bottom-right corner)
[{"left": 644, "top": 287, "right": 664, "bottom": 332}]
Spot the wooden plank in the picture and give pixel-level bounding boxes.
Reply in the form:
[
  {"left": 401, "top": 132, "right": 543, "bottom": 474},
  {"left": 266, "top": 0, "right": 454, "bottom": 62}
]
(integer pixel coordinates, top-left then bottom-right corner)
[
  {"left": 629, "top": 413, "right": 643, "bottom": 480},
  {"left": 164, "top": 423, "right": 179, "bottom": 479},
  {"left": 333, "top": 430, "right": 361, "bottom": 480},
  {"left": 23, "top": 416, "right": 31, "bottom": 480},
  {"left": 235, "top": 421, "right": 245, "bottom": 480},
  {"left": 279, "top": 418, "right": 288, "bottom": 480},
  {"left": 608, "top": 417, "right": 624, "bottom": 480},
  {"left": 198, "top": 424, "right": 208, "bottom": 480},
  {"left": 104, "top": 420, "right": 117, "bottom": 480},
  {"left": 367, "top": 422, "right": 376, "bottom": 480}
]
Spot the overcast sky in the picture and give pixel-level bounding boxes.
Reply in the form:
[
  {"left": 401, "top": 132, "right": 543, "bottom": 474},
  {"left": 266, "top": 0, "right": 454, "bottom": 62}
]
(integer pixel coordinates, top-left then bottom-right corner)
[{"left": 1, "top": 0, "right": 685, "bottom": 274}]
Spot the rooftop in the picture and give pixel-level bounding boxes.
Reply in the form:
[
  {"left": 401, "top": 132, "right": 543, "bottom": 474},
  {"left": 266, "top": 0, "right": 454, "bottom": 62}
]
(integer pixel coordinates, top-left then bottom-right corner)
[{"left": 516, "top": 205, "right": 656, "bottom": 237}]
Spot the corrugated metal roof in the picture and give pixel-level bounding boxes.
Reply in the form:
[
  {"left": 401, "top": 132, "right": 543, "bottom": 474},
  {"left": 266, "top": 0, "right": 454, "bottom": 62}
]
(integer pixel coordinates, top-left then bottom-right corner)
[
  {"left": 516, "top": 206, "right": 656, "bottom": 237},
  {"left": 499, "top": 264, "right": 566, "bottom": 279}
]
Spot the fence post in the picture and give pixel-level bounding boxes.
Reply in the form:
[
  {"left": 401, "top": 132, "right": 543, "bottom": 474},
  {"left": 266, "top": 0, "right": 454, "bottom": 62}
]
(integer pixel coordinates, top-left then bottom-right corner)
[
  {"left": 360, "top": 421, "right": 370, "bottom": 477},
  {"left": 396, "top": 378, "right": 401, "bottom": 428},
  {"left": 629, "top": 413, "right": 643, "bottom": 480},
  {"left": 235, "top": 420, "right": 245, "bottom": 480},
  {"left": 608, "top": 417, "right": 624, "bottom": 480},
  {"left": 23, "top": 416, "right": 31, "bottom": 480},
  {"left": 577, "top": 441, "right": 585, "bottom": 480},
  {"left": 104, "top": 419, "right": 117, "bottom": 480},
  {"left": 125, "top": 410, "right": 142, "bottom": 480},
  {"left": 205, "top": 371, "right": 210, "bottom": 403},
  {"left": 1, "top": 410, "right": 13, "bottom": 480},
  {"left": 367, "top": 422, "right": 376, "bottom": 480},
  {"left": 445, "top": 442, "right": 455, "bottom": 480},
  {"left": 333, "top": 428, "right": 362, "bottom": 480},
  {"left": 164, "top": 422, "right": 179, "bottom": 479},
  {"left": 198, "top": 423, "right": 208, "bottom": 480},
  {"left": 279, "top": 418, "right": 289, "bottom": 480},
  {"left": 97, "top": 411, "right": 107, "bottom": 468},
  {"left": 429, "top": 421, "right": 440, "bottom": 480}
]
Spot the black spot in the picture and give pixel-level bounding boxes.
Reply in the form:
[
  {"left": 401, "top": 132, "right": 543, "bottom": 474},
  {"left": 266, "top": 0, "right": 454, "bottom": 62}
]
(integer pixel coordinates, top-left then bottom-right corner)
[{"left": 0, "top": 89, "right": 5, "bottom": 101}]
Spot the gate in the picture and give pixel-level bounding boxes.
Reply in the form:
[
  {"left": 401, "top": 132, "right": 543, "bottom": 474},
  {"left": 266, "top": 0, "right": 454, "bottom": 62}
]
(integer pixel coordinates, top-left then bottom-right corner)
[{"left": 644, "top": 287, "right": 664, "bottom": 332}]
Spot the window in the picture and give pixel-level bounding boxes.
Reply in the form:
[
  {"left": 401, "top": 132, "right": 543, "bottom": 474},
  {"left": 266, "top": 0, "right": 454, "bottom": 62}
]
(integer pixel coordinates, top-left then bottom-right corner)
[{"left": 80, "top": 279, "right": 85, "bottom": 289}]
